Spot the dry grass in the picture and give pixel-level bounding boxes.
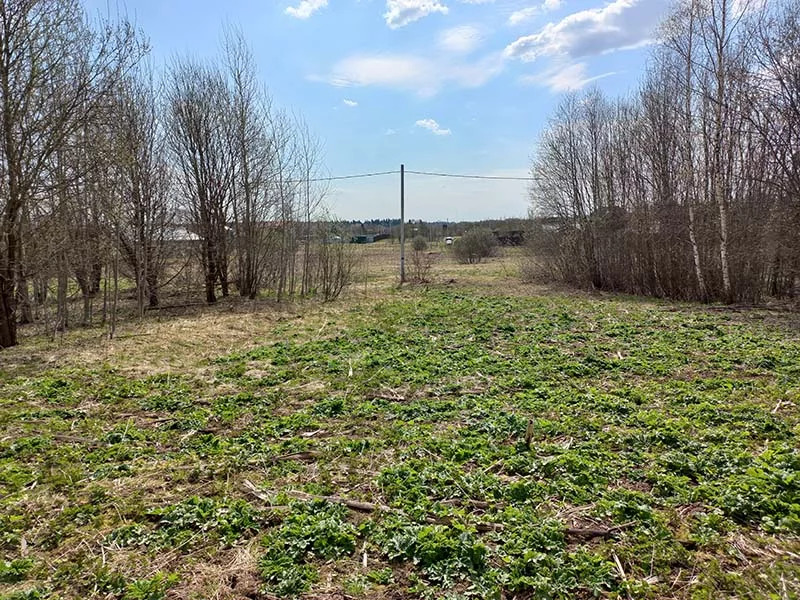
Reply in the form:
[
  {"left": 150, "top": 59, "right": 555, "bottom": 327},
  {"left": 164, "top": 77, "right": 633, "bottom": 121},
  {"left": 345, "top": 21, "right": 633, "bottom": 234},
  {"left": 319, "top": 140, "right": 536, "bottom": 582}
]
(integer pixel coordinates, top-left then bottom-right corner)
[{"left": 1, "top": 242, "right": 526, "bottom": 379}]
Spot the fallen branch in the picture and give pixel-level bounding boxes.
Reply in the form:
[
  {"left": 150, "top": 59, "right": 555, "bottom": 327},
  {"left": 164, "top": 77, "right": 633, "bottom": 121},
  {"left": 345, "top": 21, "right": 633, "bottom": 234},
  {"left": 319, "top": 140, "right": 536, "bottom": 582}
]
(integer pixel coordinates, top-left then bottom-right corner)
[
  {"left": 51, "top": 434, "right": 101, "bottom": 448},
  {"left": 242, "top": 480, "right": 388, "bottom": 512},
  {"left": 565, "top": 521, "right": 636, "bottom": 539},
  {"left": 145, "top": 302, "right": 207, "bottom": 311},
  {"left": 266, "top": 451, "right": 321, "bottom": 464},
  {"left": 371, "top": 394, "right": 406, "bottom": 402},
  {"left": 439, "top": 498, "right": 493, "bottom": 510}
]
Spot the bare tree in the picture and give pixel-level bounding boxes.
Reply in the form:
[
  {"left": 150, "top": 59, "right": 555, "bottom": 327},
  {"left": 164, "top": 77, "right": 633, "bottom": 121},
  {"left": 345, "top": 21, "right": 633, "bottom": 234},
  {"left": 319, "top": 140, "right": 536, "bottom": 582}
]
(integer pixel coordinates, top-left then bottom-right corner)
[
  {"left": 265, "top": 107, "right": 300, "bottom": 301},
  {"left": 294, "top": 118, "right": 327, "bottom": 297},
  {"left": 528, "top": 0, "right": 797, "bottom": 305},
  {"left": 166, "top": 57, "right": 233, "bottom": 304},
  {"left": 111, "top": 67, "right": 171, "bottom": 314},
  {"left": 750, "top": 0, "right": 800, "bottom": 296},
  {"left": 223, "top": 28, "right": 281, "bottom": 300},
  {"left": 0, "top": 0, "right": 143, "bottom": 347}
]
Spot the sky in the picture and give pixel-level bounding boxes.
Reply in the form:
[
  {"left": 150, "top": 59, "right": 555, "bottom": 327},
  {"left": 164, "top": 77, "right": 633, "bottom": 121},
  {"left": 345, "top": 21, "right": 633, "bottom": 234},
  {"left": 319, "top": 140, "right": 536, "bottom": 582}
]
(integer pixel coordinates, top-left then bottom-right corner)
[{"left": 85, "top": 0, "right": 673, "bottom": 221}]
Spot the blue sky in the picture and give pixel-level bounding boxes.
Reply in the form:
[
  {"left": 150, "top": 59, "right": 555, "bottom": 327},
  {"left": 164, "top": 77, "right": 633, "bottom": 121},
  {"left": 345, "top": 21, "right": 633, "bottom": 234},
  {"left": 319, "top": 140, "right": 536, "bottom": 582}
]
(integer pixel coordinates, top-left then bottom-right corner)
[{"left": 86, "top": 0, "right": 672, "bottom": 221}]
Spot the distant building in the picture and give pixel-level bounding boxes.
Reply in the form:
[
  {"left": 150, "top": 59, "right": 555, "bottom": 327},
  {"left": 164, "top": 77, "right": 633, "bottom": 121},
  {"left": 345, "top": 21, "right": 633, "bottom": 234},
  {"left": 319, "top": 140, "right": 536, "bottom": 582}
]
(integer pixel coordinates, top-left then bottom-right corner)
[
  {"left": 163, "top": 226, "right": 201, "bottom": 257},
  {"left": 350, "top": 233, "right": 389, "bottom": 244},
  {"left": 492, "top": 230, "right": 525, "bottom": 246},
  {"left": 165, "top": 226, "right": 200, "bottom": 243}
]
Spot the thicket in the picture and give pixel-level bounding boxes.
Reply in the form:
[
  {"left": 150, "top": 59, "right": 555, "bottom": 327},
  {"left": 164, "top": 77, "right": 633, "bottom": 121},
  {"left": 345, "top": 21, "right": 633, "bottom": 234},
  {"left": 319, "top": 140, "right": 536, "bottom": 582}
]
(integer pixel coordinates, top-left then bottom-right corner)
[
  {"left": 0, "top": 2, "right": 348, "bottom": 349},
  {"left": 528, "top": 0, "right": 800, "bottom": 304}
]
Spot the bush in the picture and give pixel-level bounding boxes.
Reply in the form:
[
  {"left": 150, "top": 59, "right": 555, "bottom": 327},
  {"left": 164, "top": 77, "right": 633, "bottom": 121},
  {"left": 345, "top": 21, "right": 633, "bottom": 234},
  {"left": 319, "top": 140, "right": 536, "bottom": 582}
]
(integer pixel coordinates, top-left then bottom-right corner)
[
  {"left": 310, "top": 225, "right": 358, "bottom": 301},
  {"left": 452, "top": 229, "right": 497, "bottom": 264},
  {"left": 410, "top": 236, "right": 435, "bottom": 282}
]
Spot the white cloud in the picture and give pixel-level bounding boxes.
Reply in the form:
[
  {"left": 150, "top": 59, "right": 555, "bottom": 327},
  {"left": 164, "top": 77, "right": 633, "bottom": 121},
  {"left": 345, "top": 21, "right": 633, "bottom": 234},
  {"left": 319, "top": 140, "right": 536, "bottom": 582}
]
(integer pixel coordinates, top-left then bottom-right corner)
[
  {"left": 508, "top": 7, "right": 540, "bottom": 26},
  {"left": 416, "top": 118, "right": 451, "bottom": 135},
  {"left": 520, "top": 62, "right": 617, "bottom": 92},
  {"left": 320, "top": 52, "right": 504, "bottom": 96},
  {"left": 325, "top": 55, "right": 434, "bottom": 91},
  {"left": 508, "top": 0, "right": 561, "bottom": 26},
  {"left": 505, "top": 0, "right": 669, "bottom": 62},
  {"left": 385, "top": 128, "right": 397, "bottom": 135},
  {"left": 438, "top": 25, "right": 484, "bottom": 54},
  {"left": 343, "top": 99, "right": 358, "bottom": 107},
  {"left": 384, "top": 0, "right": 448, "bottom": 28},
  {"left": 285, "top": 0, "right": 328, "bottom": 19}
]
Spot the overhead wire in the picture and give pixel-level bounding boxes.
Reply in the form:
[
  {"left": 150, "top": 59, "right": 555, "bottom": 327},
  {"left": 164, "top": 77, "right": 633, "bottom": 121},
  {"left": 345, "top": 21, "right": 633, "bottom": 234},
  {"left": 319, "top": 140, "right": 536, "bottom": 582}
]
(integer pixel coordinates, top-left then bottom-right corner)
[
  {"left": 290, "top": 169, "right": 538, "bottom": 183},
  {"left": 287, "top": 170, "right": 398, "bottom": 183},
  {"left": 406, "top": 169, "right": 538, "bottom": 181}
]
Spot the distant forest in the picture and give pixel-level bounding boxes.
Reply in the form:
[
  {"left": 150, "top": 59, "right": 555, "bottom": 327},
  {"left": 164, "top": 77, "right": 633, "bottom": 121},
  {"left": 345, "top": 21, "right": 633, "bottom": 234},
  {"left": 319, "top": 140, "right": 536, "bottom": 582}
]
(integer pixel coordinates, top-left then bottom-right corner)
[{"left": 344, "top": 218, "right": 529, "bottom": 240}]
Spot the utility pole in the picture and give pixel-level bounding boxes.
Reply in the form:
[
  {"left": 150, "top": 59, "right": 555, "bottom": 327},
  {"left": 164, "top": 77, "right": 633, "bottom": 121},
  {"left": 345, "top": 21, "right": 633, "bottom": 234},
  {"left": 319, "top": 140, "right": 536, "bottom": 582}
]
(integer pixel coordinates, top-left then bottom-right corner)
[{"left": 400, "top": 163, "right": 405, "bottom": 283}]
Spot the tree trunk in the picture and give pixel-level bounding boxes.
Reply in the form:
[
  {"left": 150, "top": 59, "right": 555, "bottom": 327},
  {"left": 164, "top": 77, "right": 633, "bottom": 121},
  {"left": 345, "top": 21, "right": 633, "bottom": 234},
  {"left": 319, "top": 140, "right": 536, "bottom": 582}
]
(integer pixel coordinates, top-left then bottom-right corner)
[
  {"left": 56, "top": 252, "right": 69, "bottom": 332},
  {"left": 15, "top": 257, "right": 33, "bottom": 325},
  {"left": 146, "top": 268, "right": 159, "bottom": 308},
  {"left": 713, "top": 0, "right": 733, "bottom": 303},
  {"left": 688, "top": 205, "right": 708, "bottom": 301},
  {"left": 0, "top": 279, "right": 16, "bottom": 348}
]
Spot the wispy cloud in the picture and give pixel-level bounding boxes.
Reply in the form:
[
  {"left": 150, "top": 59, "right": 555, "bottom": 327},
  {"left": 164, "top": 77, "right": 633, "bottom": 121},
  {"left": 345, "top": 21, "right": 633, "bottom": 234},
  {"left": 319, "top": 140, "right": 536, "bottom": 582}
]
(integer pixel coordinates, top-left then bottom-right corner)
[
  {"left": 508, "top": 0, "right": 562, "bottom": 26},
  {"left": 343, "top": 98, "right": 358, "bottom": 107},
  {"left": 438, "top": 25, "right": 484, "bottom": 54},
  {"left": 318, "top": 52, "right": 504, "bottom": 96},
  {"left": 416, "top": 118, "right": 451, "bottom": 135},
  {"left": 384, "top": 0, "right": 448, "bottom": 28},
  {"left": 505, "top": 0, "right": 669, "bottom": 62},
  {"left": 285, "top": 0, "right": 328, "bottom": 19},
  {"left": 521, "top": 62, "right": 617, "bottom": 92}
]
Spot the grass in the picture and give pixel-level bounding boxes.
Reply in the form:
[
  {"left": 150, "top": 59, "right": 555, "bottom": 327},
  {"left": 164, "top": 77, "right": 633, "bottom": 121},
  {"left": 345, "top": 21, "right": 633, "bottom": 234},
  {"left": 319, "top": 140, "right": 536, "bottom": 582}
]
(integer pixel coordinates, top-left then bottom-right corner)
[{"left": 1, "top": 250, "right": 799, "bottom": 599}]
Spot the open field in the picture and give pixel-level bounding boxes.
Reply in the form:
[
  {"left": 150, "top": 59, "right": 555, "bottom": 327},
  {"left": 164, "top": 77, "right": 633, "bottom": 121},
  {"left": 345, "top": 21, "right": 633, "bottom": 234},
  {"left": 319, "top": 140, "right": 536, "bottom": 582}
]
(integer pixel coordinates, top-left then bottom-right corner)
[{"left": 1, "top": 248, "right": 799, "bottom": 600}]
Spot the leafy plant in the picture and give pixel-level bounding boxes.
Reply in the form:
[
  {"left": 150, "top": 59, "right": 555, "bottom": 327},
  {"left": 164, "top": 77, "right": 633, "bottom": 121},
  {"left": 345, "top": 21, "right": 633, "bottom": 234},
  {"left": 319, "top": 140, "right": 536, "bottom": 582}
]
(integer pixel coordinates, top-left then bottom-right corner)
[
  {"left": 259, "top": 500, "right": 357, "bottom": 597},
  {"left": 124, "top": 572, "right": 178, "bottom": 600},
  {"left": 0, "top": 558, "right": 34, "bottom": 584}
]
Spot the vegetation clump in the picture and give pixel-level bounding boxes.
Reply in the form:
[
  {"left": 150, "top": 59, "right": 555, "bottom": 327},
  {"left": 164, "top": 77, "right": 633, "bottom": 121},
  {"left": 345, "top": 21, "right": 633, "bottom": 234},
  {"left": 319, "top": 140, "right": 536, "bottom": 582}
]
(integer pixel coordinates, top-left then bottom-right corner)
[{"left": 452, "top": 228, "right": 497, "bottom": 264}]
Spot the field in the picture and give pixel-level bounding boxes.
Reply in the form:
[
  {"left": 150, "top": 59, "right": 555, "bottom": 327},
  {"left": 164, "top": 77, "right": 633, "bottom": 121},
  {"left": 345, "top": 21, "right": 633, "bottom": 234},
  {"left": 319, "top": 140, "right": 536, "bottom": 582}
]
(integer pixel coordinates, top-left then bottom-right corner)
[{"left": 1, "top": 245, "right": 799, "bottom": 600}]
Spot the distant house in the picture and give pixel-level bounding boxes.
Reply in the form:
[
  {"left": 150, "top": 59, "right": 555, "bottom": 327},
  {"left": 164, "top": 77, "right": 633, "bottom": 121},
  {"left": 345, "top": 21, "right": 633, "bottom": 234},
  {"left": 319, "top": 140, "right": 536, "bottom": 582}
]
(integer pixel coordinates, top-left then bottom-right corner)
[
  {"left": 492, "top": 230, "right": 525, "bottom": 246},
  {"left": 350, "top": 233, "right": 389, "bottom": 244},
  {"left": 351, "top": 234, "right": 374, "bottom": 244},
  {"left": 163, "top": 226, "right": 200, "bottom": 257},
  {"left": 165, "top": 227, "right": 200, "bottom": 243}
]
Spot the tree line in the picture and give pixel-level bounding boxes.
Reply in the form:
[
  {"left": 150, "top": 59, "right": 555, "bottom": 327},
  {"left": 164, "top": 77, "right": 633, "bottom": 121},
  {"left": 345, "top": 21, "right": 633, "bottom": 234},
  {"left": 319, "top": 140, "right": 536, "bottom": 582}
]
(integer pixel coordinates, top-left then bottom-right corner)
[
  {"left": 528, "top": 0, "right": 800, "bottom": 304},
  {"left": 0, "top": 0, "right": 347, "bottom": 349}
]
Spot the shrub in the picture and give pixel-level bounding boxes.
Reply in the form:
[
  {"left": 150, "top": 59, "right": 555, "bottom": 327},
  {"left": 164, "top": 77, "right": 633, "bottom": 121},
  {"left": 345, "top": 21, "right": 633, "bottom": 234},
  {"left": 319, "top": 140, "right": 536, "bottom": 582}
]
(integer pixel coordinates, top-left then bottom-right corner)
[
  {"left": 310, "top": 230, "right": 358, "bottom": 301},
  {"left": 452, "top": 229, "right": 497, "bottom": 264},
  {"left": 410, "top": 236, "right": 435, "bottom": 282}
]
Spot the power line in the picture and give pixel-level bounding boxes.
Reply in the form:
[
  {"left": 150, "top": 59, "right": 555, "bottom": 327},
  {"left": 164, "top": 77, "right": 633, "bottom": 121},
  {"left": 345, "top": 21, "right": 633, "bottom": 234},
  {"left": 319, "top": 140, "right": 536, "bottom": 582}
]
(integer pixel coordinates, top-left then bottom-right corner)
[
  {"left": 406, "top": 169, "right": 538, "bottom": 181},
  {"left": 289, "top": 170, "right": 398, "bottom": 183},
  {"left": 290, "top": 168, "right": 539, "bottom": 183}
]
